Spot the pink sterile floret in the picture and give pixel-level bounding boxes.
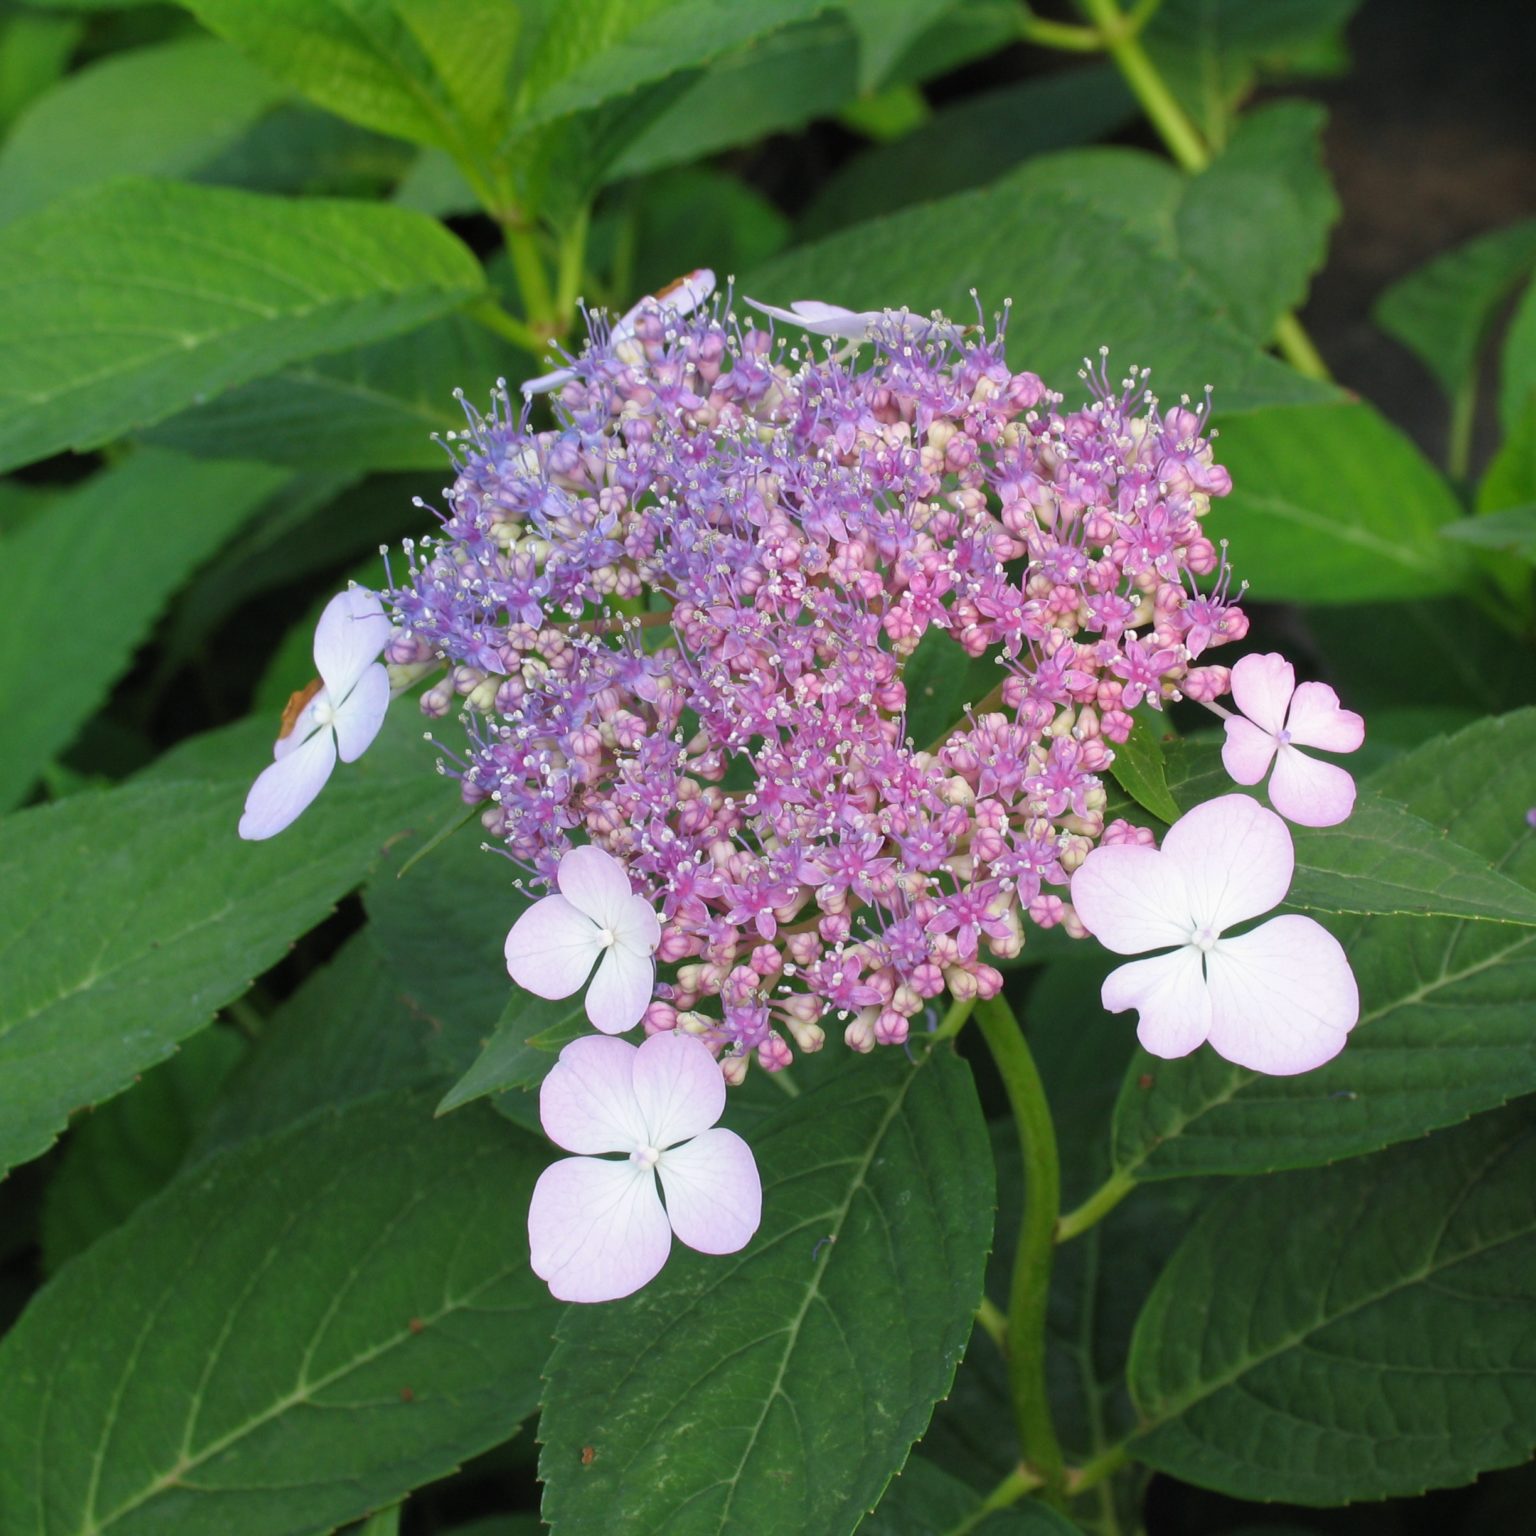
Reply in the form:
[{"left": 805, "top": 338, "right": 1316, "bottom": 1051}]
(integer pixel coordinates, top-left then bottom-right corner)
[
  {"left": 528, "top": 1031, "right": 762, "bottom": 1302},
  {"left": 1069, "top": 794, "right": 1358, "bottom": 1075}
]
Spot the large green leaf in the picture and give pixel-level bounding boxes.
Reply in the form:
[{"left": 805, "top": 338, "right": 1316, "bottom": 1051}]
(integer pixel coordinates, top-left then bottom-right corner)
[
  {"left": 0, "top": 450, "right": 290, "bottom": 810},
  {"left": 0, "top": 724, "right": 445, "bottom": 1178},
  {"left": 1108, "top": 712, "right": 1536, "bottom": 1180},
  {"left": 1212, "top": 399, "right": 1468, "bottom": 602},
  {"left": 1175, "top": 102, "right": 1337, "bottom": 342},
  {"left": 0, "top": 1093, "right": 562, "bottom": 1535},
  {"left": 862, "top": 1456, "right": 1082, "bottom": 1535},
  {"left": 1128, "top": 1102, "right": 1536, "bottom": 1502},
  {"left": 39, "top": 1027, "right": 245, "bottom": 1274},
  {"left": 145, "top": 313, "right": 512, "bottom": 469},
  {"left": 539, "top": 1048, "right": 992, "bottom": 1536},
  {"left": 0, "top": 38, "right": 283, "bottom": 226},
  {"left": 748, "top": 170, "right": 1330, "bottom": 417},
  {"left": 437, "top": 991, "right": 586, "bottom": 1114},
  {"left": 1375, "top": 218, "right": 1536, "bottom": 406},
  {"left": 0, "top": 10, "right": 83, "bottom": 136},
  {"left": 0, "top": 178, "right": 485, "bottom": 474},
  {"left": 1501, "top": 276, "right": 1536, "bottom": 435}
]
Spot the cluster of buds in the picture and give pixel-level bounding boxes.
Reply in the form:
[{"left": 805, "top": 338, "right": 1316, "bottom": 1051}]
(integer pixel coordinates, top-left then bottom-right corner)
[{"left": 373, "top": 283, "right": 1251, "bottom": 1079}]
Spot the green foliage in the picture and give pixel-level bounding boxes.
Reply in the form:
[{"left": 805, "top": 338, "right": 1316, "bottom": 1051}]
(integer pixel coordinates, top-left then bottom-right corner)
[
  {"left": 0, "top": 1093, "right": 562, "bottom": 1534},
  {"left": 0, "top": 450, "right": 290, "bottom": 809},
  {"left": 0, "top": 179, "right": 485, "bottom": 473},
  {"left": 1106, "top": 712, "right": 1181, "bottom": 825},
  {"left": 540, "top": 1049, "right": 992, "bottom": 1536},
  {"left": 1129, "top": 1102, "right": 1536, "bottom": 1502},
  {"left": 863, "top": 1456, "right": 1083, "bottom": 1533}
]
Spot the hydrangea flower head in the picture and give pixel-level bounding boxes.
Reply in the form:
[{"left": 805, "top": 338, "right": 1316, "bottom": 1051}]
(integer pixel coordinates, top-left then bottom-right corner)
[
  {"left": 239, "top": 588, "right": 391, "bottom": 840},
  {"left": 505, "top": 844, "right": 661, "bottom": 1033},
  {"left": 1069, "top": 794, "right": 1358, "bottom": 1074},
  {"left": 1221, "top": 652, "right": 1364, "bottom": 826},
  {"left": 528, "top": 1031, "right": 761, "bottom": 1302}
]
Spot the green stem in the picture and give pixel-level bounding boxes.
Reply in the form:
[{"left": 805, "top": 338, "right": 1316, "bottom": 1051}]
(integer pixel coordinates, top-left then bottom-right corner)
[
  {"left": 1067, "top": 1440, "right": 1131, "bottom": 1495},
  {"left": 503, "top": 220, "right": 557, "bottom": 329},
  {"left": 975, "top": 993, "right": 1065, "bottom": 1494},
  {"left": 468, "top": 296, "right": 545, "bottom": 356},
  {"left": 942, "top": 1465, "right": 1045, "bottom": 1536},
  {"left": 1447, "top": 380, "right": 1477, "bottom": 482},
  {"left": 930, "top": 992, "right": 977, "bottom": 1043},
  {"left": 976, "top": 1294, "right": 1008, "bottom": 1350},
  {"left": 1272, "top": 311, "right": 1332, "bottom": 384},
  {"left": 1017, "top": 3, "right": 1104, "bottom": 51},
  {"left": 1055, "top": 1168, "right": 1137, "bottom": 1242},
  {"left": 555, "top": 207, "right": 592, "bottom": 332},
  {"left": 224, "top": 996, "right": 265, "bottom": 1042}
]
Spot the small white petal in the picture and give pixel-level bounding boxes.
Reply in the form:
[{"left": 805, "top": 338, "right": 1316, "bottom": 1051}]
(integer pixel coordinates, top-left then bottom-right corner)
[
  {"left": 558, "top": 844, "right": 641, "bottom": 931},
  {"left": 658, "top": 1129, "right": 761, "bottom": 1255},
  {"left": 1069, "top": 843, "right": 1191, "bottom": 956},
  {"left": 238, "top": 729, "right": 336, "bottom": 840},
  {"left": 521, "top": 365, "right": 575, "bottom": 398},
  {"left": 1160, "top": 794, "right": 1293, "bottom": 934},
  {"left": 585, "top": 943, "right": 655, "bottom": 1034},
  {"left": 527, "top": 1156, "right": 672, "bottom": 1303},
  {"left": 1205, "top": 915, "right": 1358, "bottom": 1074},
  {"left": 745, "top": 297, "right": 878, "bottom": 340},
  {"left": 1221, "top": 715, "right": 1278, "bottom": 785},
  {"left": 1269, "top": 745, "right": 1357, "bottom": 828},
  {"left": 1284, "top": 681, "right": 1365, "bottom": 754},
  {"left": 540, "top": 1034, "right": 648, "bottom": 1154},
  {"left": 1102, "top": 946, "right": 1212, "bottom": 1060},
  {"left": 313, "top": 588, "right": 390, "bottom": 702},
  {"left": 1230, "top": 652, "right": 1295, "bottom": 736},
  {"left": 612, "top": 890, "right": 662, "bottom": 957},
  {"left": 631, "top": 1032, "right": 725, "bottom": 1150},
  {"left": 504, "top": 895, "right": 602, "bottom": 999},
  {"left": 332, "top": 662, "right": 390, "bottom": 763}
]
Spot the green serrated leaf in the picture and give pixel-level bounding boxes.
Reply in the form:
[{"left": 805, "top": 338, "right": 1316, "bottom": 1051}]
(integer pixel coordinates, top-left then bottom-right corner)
[
  {"left": 0, "top": 1092, "right": 562, "bottom": 1535},
  {"left": 0, "top": 178, "right": 485, "bottom": 474},
  {"left": 40, "top": 1027, "right": 245, "bottom": 1274},
  {"left": 0, "top": 450, "right": 290, "bottom": 811},
  {"left": 748, "top": 171, "right": 1331, "bottom": 418},
  {"left": 437, "top": 992, "right": 587, "bottom": 1114},
  {"left": 1375, "top": 217, "right": 1536, "bottom": 405},
  {"left": 1212, "top": 399, "right": 1468, "bottom": 602},
  {"left": 0, "top": 37, "right": 283, "bottom": 226},
  {"left": 1106, "top": 713, "right": 1180, "bottom": 825},
  {"left": 1128, "top": 1102, "right": 1536, "bottom": 1503},
  {"left": 0, "top": 727, "right": 445, "bottom": 1178},
  {"left": 540, "top": 1048, "right": 992, "bottom": 1536}
]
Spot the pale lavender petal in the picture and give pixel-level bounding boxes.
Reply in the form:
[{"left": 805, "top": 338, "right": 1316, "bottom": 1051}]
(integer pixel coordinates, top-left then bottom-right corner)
[
  {"left": 1221, "top": 715, "right": 1278, "bottom": 785},
  {"left": 1230, "top": 652, "right": 1295, "bottom": 736},
  {"left": 273, "top": 690, "right": 328, "bottom": 761},
  {"left": 520, "top": 364, "right": 575, "bottom": 398},
  {"left": 584, "top": 943, "right": 654, "bottom": 1034},
  {"left": 612, "top": 890, "right": 662, "bottom": 957},
  {"left": 332, "top": 662, "right": 389, "bottom": 763},
  {"left": 1101, "top": 946, "right": 1211, "bottom": 1060},
  {"left": 612, "top": 267, "right": 717, "bottom": 342},
  {"left": 539, "top": 1034, "right": 647, "bottom": 1153},
  {"left": 745, "top": 297, "right": 878, "bottom": 340},
  {"left": 504, "top": 895, "right": 601, "bottom": 999},
  {"left": 658, "top": 1128, "right": 761, "bottom": 1255},
  {"left": 1205, "top": 914, "right": 1358, "bottom": 1074},
  {"left": 1284, "top": 681, "right": 1365, "bottom": 754},
  {"left": 527, "top": 1156, "right": 672, "bottom": 1303},
  {"left": 1269, "top": 745, "right": 1357, "bottom": 828},
  {"left": 313, "top": 588, "right": 390, "bottom": 701},
  {"left": 558, "top": 843, "right": 637, "bottom": 930},
  {"left": 1069, "top": 843, "right": 1191, "bottom": 956},
  {"left": 631, "top": 1032, "right": 725, "bottom": 1149},
  {"left": 1161, "top": 794, "right": 1293, "bottom": 933},
  {"left": 238, "top": 729, "right": 336, "bottom": 840}
]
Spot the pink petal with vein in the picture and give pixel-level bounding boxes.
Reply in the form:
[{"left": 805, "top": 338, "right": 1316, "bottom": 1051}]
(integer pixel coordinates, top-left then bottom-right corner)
[
  {"left": 1221, "top": 715, "right": 1278, "bottom": 785},
  {"left": 659, "top": 1129, "right": 762, "bottom": 1255},
  {"left": 584, "top": 943, "right": 655, "bottom": 1034},
  {"left": 1161, "top": 794, "right": 1293, "bottom": 932},
  {"left": 540, "top": 1035, "right": 647, "bottom": 1154},
  {"left": 1230, "top": 652, "right": 1295, "bottom": 736},
  {"left": 238, "top": 729, "right": 336, "bottom": 840},
  {"left": 1205, "top": 914, "right": 1358, "bottom": 1074},
  {"left": 1285, "top": 680, "right": 1365, "bottom": 754},
  {"left": 504, "top": 895, "right": 601, "bottom": 999},
  {"left": 332, "top": 662, "right": 390, "bottom": 762},
  {"left": 313, "top": 588, "right": 389, "bottom": 701},
  {"left": 558, "top": 844, "right": 638, "bottom": 930},
  {"left": 1069, "top": 843, "right": 1191, "bottom": 956},
  {"left": 1269, "top": 747, "right": 1357, "bottom": 828},
  {"left": 631, "top": 1032, "right": 725, "bottom": 1149},
  {"left": 527, "top": 1156, "right": 671, "bottom": 1303},
  {"left": 1102, "top": 946, "right": 1211, "bottom": 1060}
]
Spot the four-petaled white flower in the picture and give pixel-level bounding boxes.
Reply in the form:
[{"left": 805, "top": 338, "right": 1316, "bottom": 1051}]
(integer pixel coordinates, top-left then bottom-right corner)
[
  {"left": 239, "top": 588, "right": 392, "bottom": 841},
  {"left": 528, "top": 1031, "right": 762, "bottom": 1302},
  {"left": 744, "top": 296, "right": 961, "bottom": 345},
  {"left": 1221, "top": 652, "right": 1364, "bottom": 827},
  {"left": 521, "top": 268, "right": 716, "bottom": 396},
  {"left": 505, "top": 844, "right": 662, "bottom": 1034},
  {"left": 1070, "top": 795, "right": 1358, "bottom": 1075}
]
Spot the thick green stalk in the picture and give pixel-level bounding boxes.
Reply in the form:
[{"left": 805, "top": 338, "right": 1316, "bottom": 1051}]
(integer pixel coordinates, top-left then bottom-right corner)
[
  {"left": 975, "top": 994, "right": 1065, "bottom": 1493},
  {"left": 1055, "top": 1167, "right": 1137, "bottom": 1241}
]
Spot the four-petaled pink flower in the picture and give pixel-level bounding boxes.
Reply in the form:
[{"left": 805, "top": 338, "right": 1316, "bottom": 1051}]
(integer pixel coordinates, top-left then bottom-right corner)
[
  {"left": 1070, "top": 795, "right": 1358, "bottom": 1075},
  {"left": 528, "top": 1032, "right": 762, "bottom": 1302},
  {"left": 505, "top": 845, "right": 661, "bottom": 1033},
  {"left": 1221, "top": 653, "right": 1364, "bottom": 827},
  {"left": 239, "top": 588, "right": 391, "bottom": 840}
]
